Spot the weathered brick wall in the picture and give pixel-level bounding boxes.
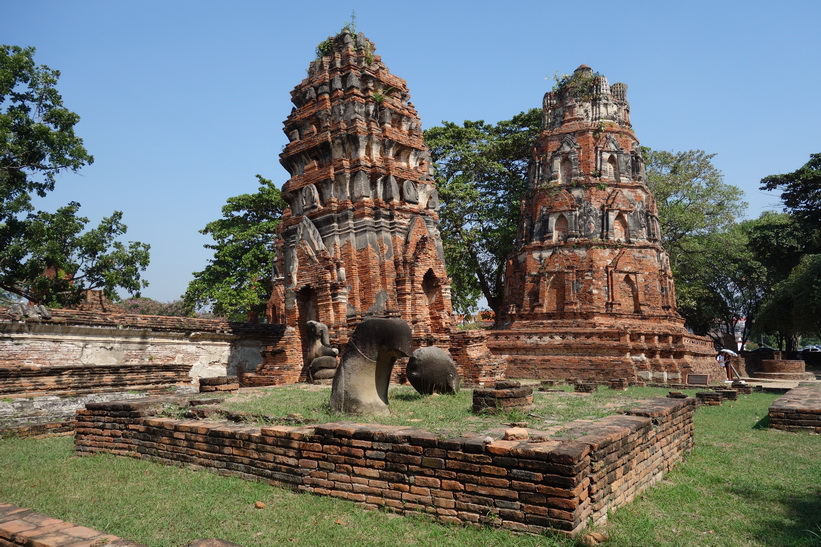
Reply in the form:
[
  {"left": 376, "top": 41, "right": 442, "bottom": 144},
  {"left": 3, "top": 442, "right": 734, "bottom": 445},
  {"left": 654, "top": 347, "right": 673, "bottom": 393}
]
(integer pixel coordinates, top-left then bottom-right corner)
[
  {"left": 0, "top": 391, "right": 149, "bottom": 438},
  {"left": 0, "top": 307, "right": 287, "bottom": 395},
  {"left": 488, "top": 319, "right": 719, "bottom": 383},
  {"left": 449, "top": 330, "right": 507, "bottom": 387},
  {"left": 493, "top": 65, "right": 717, "bottom": 382},
  {"left": 75, "top": 396, "right": 694, "bottom": 536},
  {"left": 769, "top": 384, "right": 821, "bottom": 433},
  {"left": 0, "top": 364, "right": 190, "bottom": 396}
]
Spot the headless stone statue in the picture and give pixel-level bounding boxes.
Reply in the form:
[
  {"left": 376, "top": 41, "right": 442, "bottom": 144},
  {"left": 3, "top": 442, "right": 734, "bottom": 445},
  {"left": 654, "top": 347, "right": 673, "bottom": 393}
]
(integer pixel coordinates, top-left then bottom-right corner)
[
  {"left": 406, "top": 346, "right": 460, "bottom": 395},
  {"left": 305, "top": 320, "right": 338, "bottom": 383},
  {"left": 329, "top": 318, "right": 413, "bottom": 415}
]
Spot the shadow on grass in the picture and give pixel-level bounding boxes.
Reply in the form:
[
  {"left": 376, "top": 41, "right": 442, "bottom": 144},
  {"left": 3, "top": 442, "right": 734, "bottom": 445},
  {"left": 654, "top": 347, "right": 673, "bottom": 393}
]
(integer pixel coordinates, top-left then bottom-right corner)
[
  {"left": 734, "top": 487, "right": 821, "bottom": 546},
  {"left": 391, "top": 391, "right": 425, "bottom": 402},
  {"left": 752, "top": 414, "right": 770, "bottom": 429}
]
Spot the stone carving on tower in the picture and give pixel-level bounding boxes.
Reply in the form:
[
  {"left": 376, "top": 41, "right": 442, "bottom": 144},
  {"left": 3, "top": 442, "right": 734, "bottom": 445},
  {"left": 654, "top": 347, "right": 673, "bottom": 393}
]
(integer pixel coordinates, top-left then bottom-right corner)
[
  {"left": 489, "top": 65, "right": 717, "bottom": 382},
  {"left": 265, "top": 28, "right": 454, "bottom": 351}
]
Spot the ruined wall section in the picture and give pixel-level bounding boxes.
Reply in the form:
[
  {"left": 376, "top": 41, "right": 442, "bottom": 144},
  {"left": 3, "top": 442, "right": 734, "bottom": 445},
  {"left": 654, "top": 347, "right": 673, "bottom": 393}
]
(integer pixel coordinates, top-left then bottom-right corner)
[{"left": 0, "top": 307, "right": 286, "bottom": 394}]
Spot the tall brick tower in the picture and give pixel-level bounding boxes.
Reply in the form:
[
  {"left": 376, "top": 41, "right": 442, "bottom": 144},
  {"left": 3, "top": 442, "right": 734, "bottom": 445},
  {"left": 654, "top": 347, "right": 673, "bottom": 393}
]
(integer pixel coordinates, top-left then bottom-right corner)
[
  {"left": 489, "top": 66, "right": 716, "bottom": 382},
  {"left": 266, "top": 29, "right": 453, "bottom": 347}
]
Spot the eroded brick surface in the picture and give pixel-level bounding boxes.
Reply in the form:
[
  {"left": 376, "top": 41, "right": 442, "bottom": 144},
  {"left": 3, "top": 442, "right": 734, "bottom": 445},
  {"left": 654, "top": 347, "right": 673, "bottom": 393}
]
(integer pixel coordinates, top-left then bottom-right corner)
[
  {"left": 255, "top": 30, "right": 502, "bottom": 386},
  {"left": 0, "top": 503, "right": 143, "bottom": 546},
  {"left": 490, "top": 66, "right": 717, "bottom": 382}
]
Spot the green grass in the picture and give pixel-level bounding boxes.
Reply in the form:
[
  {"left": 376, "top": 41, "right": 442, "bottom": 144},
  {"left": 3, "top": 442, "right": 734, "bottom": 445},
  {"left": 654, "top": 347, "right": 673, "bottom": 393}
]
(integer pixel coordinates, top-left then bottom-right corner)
[
  {"left": 603, "top": 392, "right": 821, "bottom": 546},
  {"left": 1, "top": 390, "right": 819, "bottom": 546},
  {"left": 0, "top": 435, "right": 572, "bottom": 546},
  {"left": 212, "top": 384, "right": 698, "bottom": 437}
]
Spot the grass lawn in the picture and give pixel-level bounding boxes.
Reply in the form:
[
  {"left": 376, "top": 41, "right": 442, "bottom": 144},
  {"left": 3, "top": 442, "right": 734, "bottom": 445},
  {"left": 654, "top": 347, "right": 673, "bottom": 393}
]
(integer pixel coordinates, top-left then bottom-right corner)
[
  {"left": 1, "top": 389, "right": 819, "bottom": 546},
  {"left": 198, "top": 383, "right": 698, "bottom": 437}
]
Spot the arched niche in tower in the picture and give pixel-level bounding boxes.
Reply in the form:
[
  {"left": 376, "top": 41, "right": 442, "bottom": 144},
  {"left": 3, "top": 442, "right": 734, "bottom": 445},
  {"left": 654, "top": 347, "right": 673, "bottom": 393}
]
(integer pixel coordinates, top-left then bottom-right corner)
[
  {"left": 550, "top": 135, "right": 580, "bottom": 183},
  {"left": 620, "top": 274, "right": 640, "bottom": 314},
  {"left": 560, "top": 158, "right": 573, "bottom": 184},
  {"left": 631, "top": 142, "right": 645, "bottom": 182},
  {"left": 613, "top": 212, "right": 630, "bottom": 242},
  {"left": 553, "top": 214, "right": 569, "bottom": 243},
  {"left": 545, "top": 273, "right": 566, "bottom": 313},
  {"left": 606, "top": 155, "right": 619, "bottom": 181}
]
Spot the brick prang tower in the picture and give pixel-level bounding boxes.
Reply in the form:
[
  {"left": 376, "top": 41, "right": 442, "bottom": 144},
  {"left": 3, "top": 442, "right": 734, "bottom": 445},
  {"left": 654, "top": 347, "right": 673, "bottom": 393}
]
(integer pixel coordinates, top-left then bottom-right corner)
[
  {"left": 267, "top": 29, "right": 453, "bottom": 348},
  {"left": 489, "top": 65, "right": 717, "bottom": 383}
]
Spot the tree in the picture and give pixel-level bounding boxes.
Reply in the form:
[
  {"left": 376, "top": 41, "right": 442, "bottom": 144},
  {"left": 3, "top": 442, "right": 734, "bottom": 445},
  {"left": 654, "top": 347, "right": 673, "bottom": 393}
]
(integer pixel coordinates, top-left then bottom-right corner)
[
  {"left": 1, "top": 202, "right": 150, "bottom": 306},
  {"left": 760, "top": 152, "right": 821, "bottom": 228},
  {"left": 751, "top": 155, "right": 821, "bottom": 347},
  {"left": 0, "top": 45, "right": 149, "bottom": 306},
  {"left": 642, "top": 148, "right": 763, "bottom": 342},
  {"left": 756, "top": 254, "right": 821, "bottom": 343},
  {"left": 425, "top": 108, "right": 540, "bottom": 315},
  {"left": 644, "top": 148, "right": 746, "bottom": 257},
  {"left": 184, "top": 175, "right": 286, "bottom": 321},
  {"left": 673, "top": 222, "right": 770, "bottom": 347}
]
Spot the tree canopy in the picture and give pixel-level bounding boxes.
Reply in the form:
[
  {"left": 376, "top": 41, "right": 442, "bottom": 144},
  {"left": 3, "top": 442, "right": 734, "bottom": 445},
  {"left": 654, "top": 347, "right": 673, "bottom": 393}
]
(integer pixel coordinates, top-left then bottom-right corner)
[
  {"left": 424, "top": 108, "right": 540, "bottom": 315},
  {"left": 760, "top": 152, "right": 821, "bottom": 228},
  {"left": 184, "top": 175, "right": 286, "bottom": 321},
  {"left": 644, "top": 148, "right": 746, "bottom": 257},
  {"left": 0, "top": 45, "right": 149, "bottom": 306},
  {"left": 752, "top": 154, "right": 821, "bottom": 347},
  {"left": 755, "top": 254, "right": 821, "bottom": 341}
]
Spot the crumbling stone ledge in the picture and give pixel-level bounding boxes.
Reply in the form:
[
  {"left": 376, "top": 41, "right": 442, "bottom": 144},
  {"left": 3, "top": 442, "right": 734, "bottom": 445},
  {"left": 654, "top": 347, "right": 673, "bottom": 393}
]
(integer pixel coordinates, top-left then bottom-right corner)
[{"left": 74, "top": 396, "right": 695, "bottom": 537}]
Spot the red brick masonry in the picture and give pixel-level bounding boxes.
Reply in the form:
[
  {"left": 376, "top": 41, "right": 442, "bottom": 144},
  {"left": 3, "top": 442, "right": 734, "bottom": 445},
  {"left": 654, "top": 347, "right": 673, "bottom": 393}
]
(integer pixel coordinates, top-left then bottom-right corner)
[
  {"left": 768, "top": 383, "right": 821, "bottom": 433},
  {"left": 74, "top": 396, "right": 695, "bottom": 536},
  {"left": 0, "top": 502, "right": 144, "bottom": 546}
]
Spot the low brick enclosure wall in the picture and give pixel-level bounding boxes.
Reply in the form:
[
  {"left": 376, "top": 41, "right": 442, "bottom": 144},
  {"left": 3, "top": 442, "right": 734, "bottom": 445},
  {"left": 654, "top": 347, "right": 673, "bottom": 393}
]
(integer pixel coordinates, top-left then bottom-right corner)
[
  {"left": 768, "top": 383, "right": 821, "bottom": 433},
  {"left": 74, "top": 396, "right": 695, "bottom": 536}
]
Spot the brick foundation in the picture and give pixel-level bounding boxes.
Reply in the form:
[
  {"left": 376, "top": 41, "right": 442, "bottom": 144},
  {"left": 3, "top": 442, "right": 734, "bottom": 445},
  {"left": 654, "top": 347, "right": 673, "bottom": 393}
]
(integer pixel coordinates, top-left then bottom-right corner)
[
  {"left": 74, "top": 395, "right": 694, "bottom": 536},
  {"left": 768, "top": 383, "right": 821, "bottom": 433},
  {"left": 472, "top": 382, "right": 534, "bottom": 413}
]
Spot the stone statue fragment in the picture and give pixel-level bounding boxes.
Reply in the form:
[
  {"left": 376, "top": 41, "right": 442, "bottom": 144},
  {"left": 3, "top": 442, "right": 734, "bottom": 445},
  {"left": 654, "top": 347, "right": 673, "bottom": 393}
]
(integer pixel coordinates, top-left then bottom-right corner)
[
  {"left": 406, "top": 346, "right": 460, "bottom": 395},
  {"left": 329, "top": 318, "right": 412, "bottom": 415},
  {"left": 305, "top": 320, "right": 338, "bottom": 383}
]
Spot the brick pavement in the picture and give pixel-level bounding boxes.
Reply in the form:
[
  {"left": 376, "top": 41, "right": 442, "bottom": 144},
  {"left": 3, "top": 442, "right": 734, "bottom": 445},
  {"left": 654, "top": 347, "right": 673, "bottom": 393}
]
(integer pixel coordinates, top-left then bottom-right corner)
[{"left": 0, "top": 502, "right": 144, "bottom": 546}]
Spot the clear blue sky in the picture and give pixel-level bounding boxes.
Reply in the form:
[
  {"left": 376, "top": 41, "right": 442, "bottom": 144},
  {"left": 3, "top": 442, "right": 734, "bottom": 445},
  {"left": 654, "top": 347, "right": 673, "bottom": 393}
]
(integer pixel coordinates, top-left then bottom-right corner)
[{"left": 5, "top": 0, "right": 820, "bottom": 302}]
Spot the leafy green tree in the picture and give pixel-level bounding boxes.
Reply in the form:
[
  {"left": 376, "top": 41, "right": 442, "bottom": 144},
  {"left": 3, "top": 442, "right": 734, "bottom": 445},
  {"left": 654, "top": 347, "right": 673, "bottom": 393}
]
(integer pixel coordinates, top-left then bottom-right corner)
[
  {"left": 760, "top": 153, "right": 821, "bottom": 229},
  {"left": 0, "top": 45, "right": 149, "bottom": 306},
  {"left": 1, "top": 202, "right": 149, "bottom": 306},
  {"left": 0, "top": 46, "right": 93, "bottom": 207},
  {"left": 673, "top": 222, "right": 769, "bottom": 347},
  {"left": 643, "top": 148, "right": 761, "bottom": 343},
  {"left": 425, "top": 108, "right": 540, "bottom": 315},
  {"left": 184, "top": 175, "right": 286, "bottom": 321},
  {"left": 644, "top": 148, "right": 746, "bottom": 257},
  {"left": 755, "top": 254, "right": 821, "bottom": 343},
  {"left": 751, "top": 156, "right": 821, "bottom": 348}
]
